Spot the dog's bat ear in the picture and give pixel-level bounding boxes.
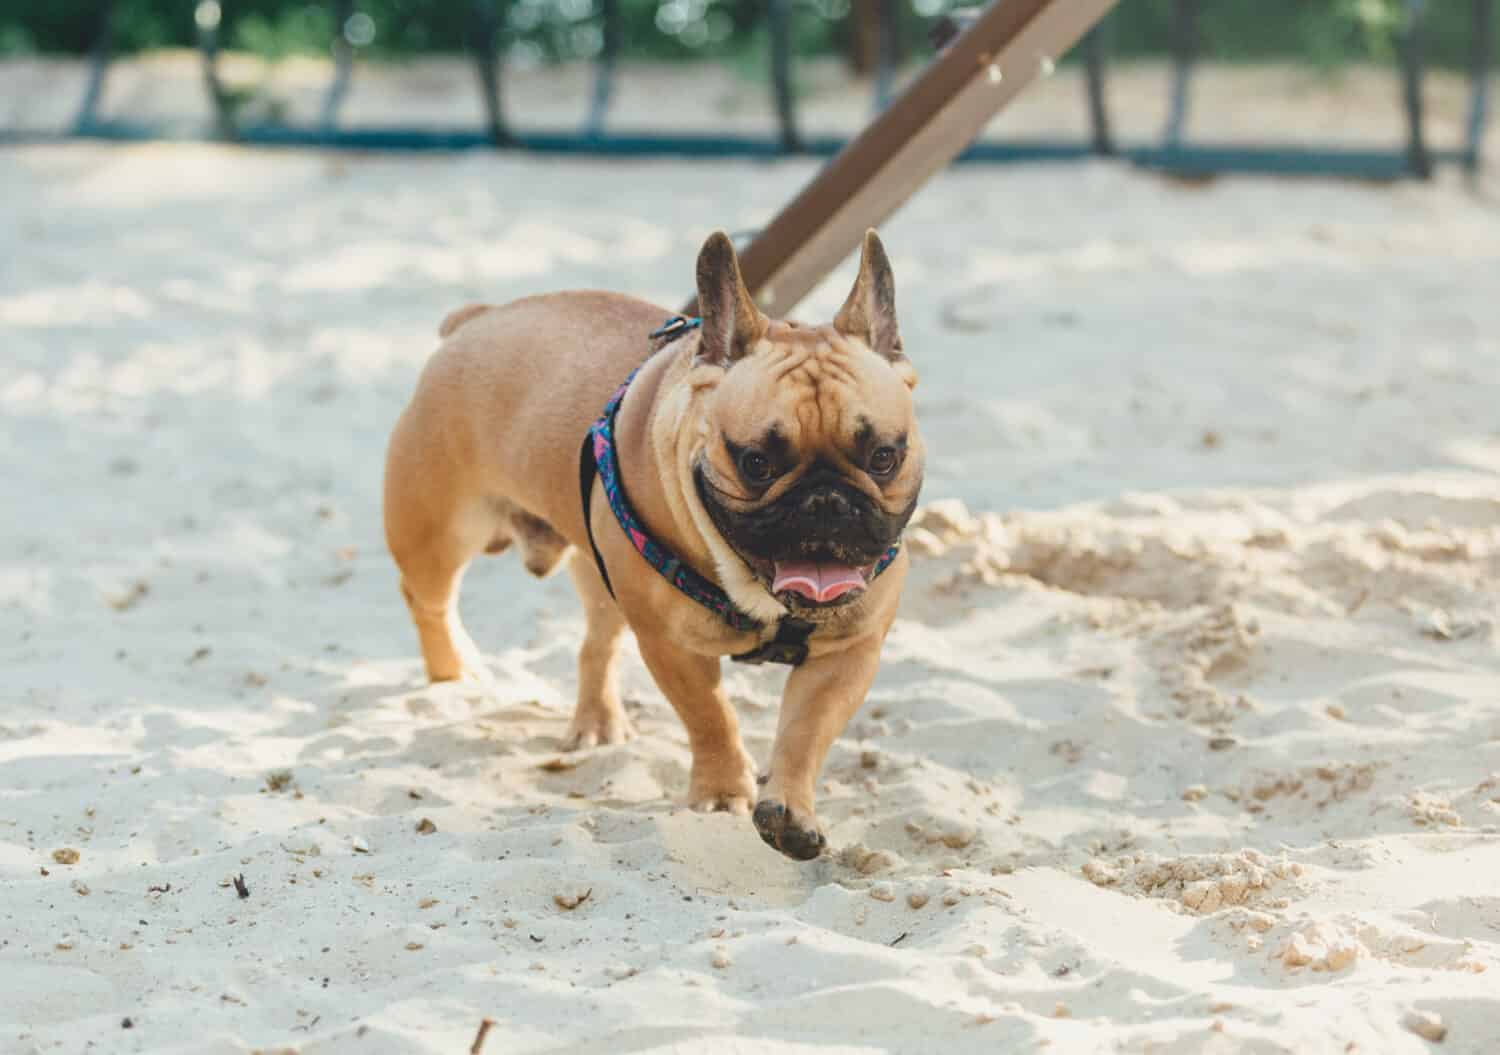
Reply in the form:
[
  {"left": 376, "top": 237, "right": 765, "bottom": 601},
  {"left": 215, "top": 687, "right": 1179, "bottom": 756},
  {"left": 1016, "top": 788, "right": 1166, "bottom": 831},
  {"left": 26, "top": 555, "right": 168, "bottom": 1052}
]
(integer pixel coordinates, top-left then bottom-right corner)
[
  {"left": 694, "top": 231, "right": 763, "bottom": 367},
  {"left": 834, "top": 229, "right": 903, "bottom": 362}
]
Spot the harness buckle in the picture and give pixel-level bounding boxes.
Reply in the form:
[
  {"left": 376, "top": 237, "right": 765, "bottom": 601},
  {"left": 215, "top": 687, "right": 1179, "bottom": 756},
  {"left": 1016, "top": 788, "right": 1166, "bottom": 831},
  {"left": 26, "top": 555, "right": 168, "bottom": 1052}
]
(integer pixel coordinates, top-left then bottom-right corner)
[
  {"left": 731, "top": 618, "right": 815, "bottom": 668},
  {"left": 648, "top": 315, "right": 700, "bottom": 341}
]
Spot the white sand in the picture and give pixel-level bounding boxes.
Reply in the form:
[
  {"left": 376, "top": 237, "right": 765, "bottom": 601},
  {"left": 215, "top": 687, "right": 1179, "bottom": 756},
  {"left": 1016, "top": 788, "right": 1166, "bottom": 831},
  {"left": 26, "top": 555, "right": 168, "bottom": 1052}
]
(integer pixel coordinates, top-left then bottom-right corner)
[{"left": 3, "top": 95, "right": 1500, "bottom": 1053}]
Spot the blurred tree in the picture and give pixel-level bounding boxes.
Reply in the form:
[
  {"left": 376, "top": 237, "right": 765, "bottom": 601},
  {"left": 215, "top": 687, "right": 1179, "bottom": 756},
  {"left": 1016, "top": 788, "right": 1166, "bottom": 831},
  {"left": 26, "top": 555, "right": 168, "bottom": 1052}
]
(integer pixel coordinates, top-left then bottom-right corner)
[{"left": 0, "top": 0, "right": 1490, "bottom": 70}]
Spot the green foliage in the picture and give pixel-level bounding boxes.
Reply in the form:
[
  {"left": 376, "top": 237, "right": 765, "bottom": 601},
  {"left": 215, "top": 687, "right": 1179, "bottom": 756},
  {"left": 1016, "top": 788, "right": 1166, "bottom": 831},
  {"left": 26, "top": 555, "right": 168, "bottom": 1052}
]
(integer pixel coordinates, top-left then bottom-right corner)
[
  {"left": 231, "top": 5, "right": 336, "bottom": 60},
  {"left": 0, "top": 0, "right": 1490, "bottom": 71},
  {"left": 0, "top": 22, "right": 35, "bottom": 53}
]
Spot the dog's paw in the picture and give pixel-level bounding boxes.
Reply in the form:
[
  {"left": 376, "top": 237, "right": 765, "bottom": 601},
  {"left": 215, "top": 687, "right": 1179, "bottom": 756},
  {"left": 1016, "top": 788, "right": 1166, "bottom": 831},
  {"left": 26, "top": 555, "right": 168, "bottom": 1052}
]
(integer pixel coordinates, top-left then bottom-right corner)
[
  {"left": 687, "top": 757, "right": 756, "bottom": 815},
  {"left": 690, "top": 792, "right": 752, "bottom": 815},
  {"left": 562, "top": 707, "right": 636, "bottom": 751},
  {"left": 752, "top": 799, "right": 826, "bottom": 861}
]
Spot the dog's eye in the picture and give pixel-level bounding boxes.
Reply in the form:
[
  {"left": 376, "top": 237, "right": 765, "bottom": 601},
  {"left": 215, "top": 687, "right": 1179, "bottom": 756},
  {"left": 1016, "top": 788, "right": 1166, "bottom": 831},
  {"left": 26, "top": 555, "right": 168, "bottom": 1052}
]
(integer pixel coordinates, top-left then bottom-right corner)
[
  {"left": 738, "top": 450, "right": 774, "bottom": 484},
  {"left": 868, "top": 446, "right": 899, "bottom": 477}
]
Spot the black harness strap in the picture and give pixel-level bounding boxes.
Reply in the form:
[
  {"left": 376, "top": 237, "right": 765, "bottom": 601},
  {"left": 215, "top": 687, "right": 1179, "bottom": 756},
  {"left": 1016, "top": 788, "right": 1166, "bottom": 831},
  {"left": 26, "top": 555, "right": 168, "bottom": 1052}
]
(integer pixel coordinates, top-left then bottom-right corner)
[
  {"left": 730, "top": 617, "right": 815, "bottom": 666},
  {"left": 578, "top": 426, "right": 616, "bottom": 601},
  {"left": 579, "top": 315, "right": 701, "bottom": 603}
]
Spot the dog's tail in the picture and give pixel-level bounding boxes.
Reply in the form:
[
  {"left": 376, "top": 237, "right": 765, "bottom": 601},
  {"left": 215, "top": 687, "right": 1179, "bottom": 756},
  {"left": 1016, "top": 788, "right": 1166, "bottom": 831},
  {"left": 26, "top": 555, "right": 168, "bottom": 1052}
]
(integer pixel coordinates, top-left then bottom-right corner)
[{"left": 438, "top": 303, "right": 491, "bottom": 338}]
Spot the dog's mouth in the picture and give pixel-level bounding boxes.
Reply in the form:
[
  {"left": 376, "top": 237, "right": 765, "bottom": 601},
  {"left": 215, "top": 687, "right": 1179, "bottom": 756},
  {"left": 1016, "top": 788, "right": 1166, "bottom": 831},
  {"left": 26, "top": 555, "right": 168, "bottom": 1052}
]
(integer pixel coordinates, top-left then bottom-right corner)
[
  {"left": 771, "top": 558, "right": 870, "bottom": 604},
  {"left": 743, "top": 555, "right": 873, "bottom": 608},
  {"left": 693, "top": 462, "right": 903, "bottom": 610}
]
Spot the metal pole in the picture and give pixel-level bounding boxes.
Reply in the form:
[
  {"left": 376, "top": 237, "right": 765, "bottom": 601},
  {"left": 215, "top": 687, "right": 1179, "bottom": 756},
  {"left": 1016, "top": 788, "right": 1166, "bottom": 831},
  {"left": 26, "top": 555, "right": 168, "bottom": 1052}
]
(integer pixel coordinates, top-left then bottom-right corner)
[
  {"left": 1164, "top": 0, "right": 1197, "bottom": 150},
  {"left": 1398, "top": 0, "right": 1432, "bottom": 178},
  {"left": 469, "top": 0, "right": 515, "bottom": 146},
  {"left": 198, "top": 2, "right": 237, "bottom": 140},
  {"left": 321, "top": 0, "right": 355, "bottom": 131},
  {"left": 74, "top": 0, "right": 116, "bottom": 133},
  {"left": 585, "top": 0, "right": 621, "bottom": 137},
  {"left": 873, "top": 0, "right": 900, "bottom": 111},
  {"left": 768, "top": 0, "right": 803, "bottom": 152},
  {"left": 1082, "top": 23, "right": 1114, "bottom": 155},
  {"left": 1465, "top": 0, "right": 1493, "bottom": 178}
]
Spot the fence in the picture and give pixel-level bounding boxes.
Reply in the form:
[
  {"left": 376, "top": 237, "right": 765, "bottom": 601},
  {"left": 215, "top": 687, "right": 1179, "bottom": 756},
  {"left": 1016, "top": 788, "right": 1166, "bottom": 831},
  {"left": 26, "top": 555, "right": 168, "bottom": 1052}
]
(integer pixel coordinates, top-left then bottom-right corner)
[{"left": 6, "top": 0, "right": 1495, "bottom": 178}]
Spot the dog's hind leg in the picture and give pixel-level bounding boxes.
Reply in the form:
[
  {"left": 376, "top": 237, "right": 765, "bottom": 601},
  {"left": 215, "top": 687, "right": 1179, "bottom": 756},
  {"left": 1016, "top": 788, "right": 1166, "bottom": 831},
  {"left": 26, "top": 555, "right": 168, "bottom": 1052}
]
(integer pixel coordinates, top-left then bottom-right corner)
[
  {"left": 384, "top": 428, "right": 496, "bottom": 684},
  {"left": 562, "top": 550, "right": 636, "bottom": 750},
  {"left": 388, "top": 508, "right": 494, "bottom": 685}
]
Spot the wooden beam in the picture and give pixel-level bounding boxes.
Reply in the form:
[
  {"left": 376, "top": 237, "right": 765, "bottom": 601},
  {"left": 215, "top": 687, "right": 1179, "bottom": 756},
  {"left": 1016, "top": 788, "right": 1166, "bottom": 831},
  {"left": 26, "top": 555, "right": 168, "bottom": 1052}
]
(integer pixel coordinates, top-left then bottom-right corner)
[{"left": 684, "top": 0, "right": 1118, "bottom": 318}]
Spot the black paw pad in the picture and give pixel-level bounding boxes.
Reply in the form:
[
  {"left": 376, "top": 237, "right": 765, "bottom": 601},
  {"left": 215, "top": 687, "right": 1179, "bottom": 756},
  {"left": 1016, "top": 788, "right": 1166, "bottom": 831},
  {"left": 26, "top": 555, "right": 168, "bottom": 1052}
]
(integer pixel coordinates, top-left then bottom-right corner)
[
  {"left": 752, "top": 799, "right": 826, "bottom": 861},
  {"left": 752, "top": 800, "right": 785, "bottom": 845}
]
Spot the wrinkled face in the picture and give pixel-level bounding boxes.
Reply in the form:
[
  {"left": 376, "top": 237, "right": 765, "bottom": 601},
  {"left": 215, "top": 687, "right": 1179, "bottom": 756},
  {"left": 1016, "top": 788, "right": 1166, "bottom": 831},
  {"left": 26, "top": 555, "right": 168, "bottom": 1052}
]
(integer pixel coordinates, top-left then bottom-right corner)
[{"left": 693, "top": 321, "right": 923, "bottom": 609}]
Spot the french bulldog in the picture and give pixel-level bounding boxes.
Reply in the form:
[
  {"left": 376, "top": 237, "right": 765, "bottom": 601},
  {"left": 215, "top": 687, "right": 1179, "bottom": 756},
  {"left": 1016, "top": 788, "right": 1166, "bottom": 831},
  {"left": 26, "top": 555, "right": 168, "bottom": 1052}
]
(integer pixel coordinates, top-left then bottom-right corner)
[{"left": 383, "top": 230, "right": 922, "bottom": 859}]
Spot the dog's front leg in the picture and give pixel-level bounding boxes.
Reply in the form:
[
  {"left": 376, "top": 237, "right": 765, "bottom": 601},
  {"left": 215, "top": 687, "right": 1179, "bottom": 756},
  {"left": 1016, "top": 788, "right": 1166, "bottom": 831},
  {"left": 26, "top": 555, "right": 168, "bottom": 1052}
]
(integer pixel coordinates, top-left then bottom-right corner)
[
  {"left": 635, "top": 632, "right": 758, "bottom": 814},
  {"left": 754, "top": 630, "right": 885, "bottom": 860}
]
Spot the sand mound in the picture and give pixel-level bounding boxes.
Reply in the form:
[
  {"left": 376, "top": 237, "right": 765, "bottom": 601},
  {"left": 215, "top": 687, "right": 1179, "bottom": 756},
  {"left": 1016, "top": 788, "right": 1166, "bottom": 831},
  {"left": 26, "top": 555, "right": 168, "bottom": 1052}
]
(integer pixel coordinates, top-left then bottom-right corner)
[{"left": 1083, "top": 848, "right": 1302, "bottom": 915}]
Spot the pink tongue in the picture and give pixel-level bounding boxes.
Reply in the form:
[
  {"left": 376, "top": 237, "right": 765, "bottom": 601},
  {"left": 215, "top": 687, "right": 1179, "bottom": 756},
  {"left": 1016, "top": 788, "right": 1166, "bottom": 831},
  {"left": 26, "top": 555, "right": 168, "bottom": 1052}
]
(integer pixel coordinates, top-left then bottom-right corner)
[{"left": 772, "top": 560, "right": 866, "bottom": 603}]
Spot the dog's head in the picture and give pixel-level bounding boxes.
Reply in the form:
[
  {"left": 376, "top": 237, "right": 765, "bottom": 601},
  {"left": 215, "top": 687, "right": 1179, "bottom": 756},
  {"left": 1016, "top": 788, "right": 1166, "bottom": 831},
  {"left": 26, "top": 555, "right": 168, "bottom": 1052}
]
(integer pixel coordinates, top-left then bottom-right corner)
[{"left": 685, "top": 230, "right": 923, "bottom": 612}]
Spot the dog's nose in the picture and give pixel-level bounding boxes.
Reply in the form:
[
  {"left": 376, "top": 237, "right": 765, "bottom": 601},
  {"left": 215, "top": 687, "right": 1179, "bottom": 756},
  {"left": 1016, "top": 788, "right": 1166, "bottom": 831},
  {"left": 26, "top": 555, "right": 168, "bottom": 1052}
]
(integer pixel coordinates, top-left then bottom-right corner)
[{"left": 802, "top": 488, "right": 852, "bottom": 528}]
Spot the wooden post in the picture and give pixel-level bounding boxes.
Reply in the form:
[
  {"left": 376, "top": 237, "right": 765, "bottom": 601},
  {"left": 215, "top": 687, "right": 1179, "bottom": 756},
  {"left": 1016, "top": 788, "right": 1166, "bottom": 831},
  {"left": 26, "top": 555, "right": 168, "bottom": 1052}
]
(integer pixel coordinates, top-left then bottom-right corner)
[{"left": 684, "top": 0, "right": 1118, "bottom": 318}]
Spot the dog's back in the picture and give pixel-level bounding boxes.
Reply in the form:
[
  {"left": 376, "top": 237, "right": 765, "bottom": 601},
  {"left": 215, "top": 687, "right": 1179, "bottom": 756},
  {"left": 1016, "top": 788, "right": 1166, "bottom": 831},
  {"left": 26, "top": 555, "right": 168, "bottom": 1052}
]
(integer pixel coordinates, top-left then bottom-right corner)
[{"left": 398, "top": 291, "right": 668, "bottom": 536}]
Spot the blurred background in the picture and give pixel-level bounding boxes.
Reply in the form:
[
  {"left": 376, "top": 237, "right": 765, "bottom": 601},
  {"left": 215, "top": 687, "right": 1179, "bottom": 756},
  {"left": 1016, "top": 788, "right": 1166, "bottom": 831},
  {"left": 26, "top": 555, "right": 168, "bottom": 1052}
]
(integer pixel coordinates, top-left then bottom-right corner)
[
  {"left": 0, "top": 0, "right": 1494, "bottom": 174},
  {"left": 1, "top": 0, "right": 1489, "bottom": 73},
  {"left": 4, "top": 6, "right": 1500, "bottom": 1052}
]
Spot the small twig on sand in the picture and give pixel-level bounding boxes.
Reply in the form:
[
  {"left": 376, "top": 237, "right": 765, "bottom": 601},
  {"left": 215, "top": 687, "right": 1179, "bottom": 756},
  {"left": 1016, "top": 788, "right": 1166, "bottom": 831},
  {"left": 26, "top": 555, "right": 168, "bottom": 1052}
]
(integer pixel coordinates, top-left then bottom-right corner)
[
  {"left": 470, "top": 1017, "right": 497, "bottom": 1054},
  {"left": 148, "top": 883, "right": 171, "bottom": 894},
  {"left": 553, "top": 888, "right": 592, "bottom": 911},
  {"left": 1346, "top": 588, "right": 1370, "bottom": 615},
  {"left": 889, "top": 931, "right": 909, "bottom": 947},
  {"left": 232, "top": 874, "right": 250, "bottom": 899}
]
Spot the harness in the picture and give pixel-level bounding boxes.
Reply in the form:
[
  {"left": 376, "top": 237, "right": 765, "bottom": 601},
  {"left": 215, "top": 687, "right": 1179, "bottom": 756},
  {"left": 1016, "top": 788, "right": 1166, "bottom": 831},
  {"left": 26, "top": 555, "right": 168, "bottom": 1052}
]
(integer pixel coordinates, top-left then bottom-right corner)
[{"left": 577, "top": 316, "right": 900, "bottom": 667}]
